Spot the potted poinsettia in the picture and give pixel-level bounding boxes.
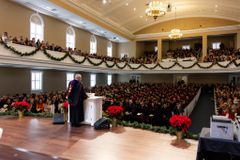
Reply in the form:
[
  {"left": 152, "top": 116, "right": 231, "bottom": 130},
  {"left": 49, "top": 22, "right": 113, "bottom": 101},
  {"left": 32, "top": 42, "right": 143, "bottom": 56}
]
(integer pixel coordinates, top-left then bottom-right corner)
[
  {"left": 12, "top": 101, "right": 30, "bottom": 118},
  {"left": 107, "top": 106, "right": 124, "bottom": 127},
  {"left": 62, "top": 101, "right": 69, "bottom": 122},
  {"left": 169, "top": 115, "right": 192, "bottom": 140}
]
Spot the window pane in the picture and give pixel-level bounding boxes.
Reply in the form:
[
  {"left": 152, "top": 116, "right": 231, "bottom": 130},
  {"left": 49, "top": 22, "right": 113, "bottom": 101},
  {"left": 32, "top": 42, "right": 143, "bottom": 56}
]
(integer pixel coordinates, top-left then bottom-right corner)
[
  {"left": 66, "top": 73, "right": 74, "bottom": 88},
  {"left": 31, "top": 71, "right": 42, "bottom": 91},
  {"left": 30, "top": 14, "right": 44, "bottom": 41},
  {"left": 36, "top": 81, "right": 40, "bottom": 90},
  {"left": 90, "top": 36, "right": 97, "bottom": 54},
  {"left": 107, "top": 75, "right": 112, "bottom": 85},
  {"left": 107, "top": 47, "right": 112, "bottom": 57},
  {"left": 182, "top": 45, "right": 190, "bottom": 50},
  {"left": 32, "top": 81, "right": 36, "bottom": 90},
  {"left": 39, "top": 81, "right": 42, "bottom": 90},
  {"left": 90, "top": 74, "right": 96, "bottom": 87},
  {"left": 31, "top": 73, "right": 35, "bottom": 81},
  {"left": 212, "top": 42, "right": 220, "bottom": 49},
  {"left": 66, "top": 27, "right": 75, "bottom": 49},
  {"left": 66, "top": 34, "right": 75, "bottom": 48},
  {"left": 36, "top": 73, "right": 40, "bottom": 80}
]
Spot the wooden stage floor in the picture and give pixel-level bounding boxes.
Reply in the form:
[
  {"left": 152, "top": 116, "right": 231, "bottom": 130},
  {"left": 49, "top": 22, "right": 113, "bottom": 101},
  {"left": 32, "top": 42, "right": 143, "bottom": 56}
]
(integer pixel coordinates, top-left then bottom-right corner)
[{"left": 0, "top": 116, "right": 198, "bottom": 160}]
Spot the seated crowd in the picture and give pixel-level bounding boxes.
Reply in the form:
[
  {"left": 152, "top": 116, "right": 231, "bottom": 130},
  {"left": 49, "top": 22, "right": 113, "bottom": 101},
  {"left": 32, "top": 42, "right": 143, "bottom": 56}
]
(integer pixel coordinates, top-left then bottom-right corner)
[
  {"left": 127, "top": 51, "right": 157, "bottom": 64},
  {"left": 0, "top": 91, "right": 67, "bottom": 114},
  {"left": 215, "top": 84, "right": 240, "bottom": 120},
  {"left": 91, "top": 82, "right": 200, "bottom": 126},
  {"left": 0, "top": 32, "right": 157, "bottom": 64},
  {"left": 165, "top": 48, "right": 200, "bottom": 60},
  {"left": 203, "top": 48, "right": 240, "bottom": 62}
]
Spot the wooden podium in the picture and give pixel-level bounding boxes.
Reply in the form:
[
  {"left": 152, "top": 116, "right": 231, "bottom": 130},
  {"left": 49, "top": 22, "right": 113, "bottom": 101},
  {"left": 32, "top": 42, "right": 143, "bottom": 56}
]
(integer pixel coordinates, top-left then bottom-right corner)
[{"left": 67, "top": 95, "right": 103, "bottom": 126}]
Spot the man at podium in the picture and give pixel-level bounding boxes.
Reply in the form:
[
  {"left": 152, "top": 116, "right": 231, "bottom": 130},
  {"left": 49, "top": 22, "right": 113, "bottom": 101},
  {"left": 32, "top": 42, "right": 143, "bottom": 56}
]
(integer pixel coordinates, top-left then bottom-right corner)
[{"left": 67, "top": 74, "right": 88, "bottom": 127}]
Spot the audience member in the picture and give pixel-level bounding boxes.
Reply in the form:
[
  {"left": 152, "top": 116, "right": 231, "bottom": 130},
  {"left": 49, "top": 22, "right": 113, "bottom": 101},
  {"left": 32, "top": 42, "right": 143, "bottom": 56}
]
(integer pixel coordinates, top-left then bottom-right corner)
[
  {"left": 204, "top": 48, "right": 240, "bottom": 62},
  {"left": 91, "top": 82, "right": 200, "bottom": 126},
  {"left": 215, "top": 84, "right": 240, "bottom": 120}
]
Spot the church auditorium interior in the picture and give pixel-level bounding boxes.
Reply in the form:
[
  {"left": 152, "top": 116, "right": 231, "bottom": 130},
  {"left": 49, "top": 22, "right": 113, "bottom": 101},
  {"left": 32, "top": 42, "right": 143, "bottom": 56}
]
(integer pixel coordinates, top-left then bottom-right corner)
[{"left": 0, "top": 0, "right": 240, "bottom": 160}]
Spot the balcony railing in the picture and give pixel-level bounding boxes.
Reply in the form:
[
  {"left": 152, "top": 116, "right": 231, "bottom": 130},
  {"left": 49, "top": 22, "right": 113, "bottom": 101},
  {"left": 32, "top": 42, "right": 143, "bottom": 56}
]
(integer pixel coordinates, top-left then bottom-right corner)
[{"left": 0, "top": 42, "right": 240, "bottom": 73}]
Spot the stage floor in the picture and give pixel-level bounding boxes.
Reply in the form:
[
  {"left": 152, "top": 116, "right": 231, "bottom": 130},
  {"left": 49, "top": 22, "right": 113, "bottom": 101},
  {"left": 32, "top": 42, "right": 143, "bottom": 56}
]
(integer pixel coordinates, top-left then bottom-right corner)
[{"left": 0, "top": 116, "right": 198, "bottom": 160}]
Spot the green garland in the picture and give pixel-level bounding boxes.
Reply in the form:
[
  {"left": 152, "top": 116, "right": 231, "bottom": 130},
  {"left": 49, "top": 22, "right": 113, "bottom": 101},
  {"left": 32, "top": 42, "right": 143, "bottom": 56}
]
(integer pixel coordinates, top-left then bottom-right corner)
[
  {"left": 105, "top": 61, "right": 115, "bottom": 68},
  {"left": 43, "top": 50, "right": 69, "bottom": 61},
  {"left": 116, "top": 62, "right": 128, "bottom": 69},
  {"left": 197, "top": 62, "right": 215, "bottom": 69},
  {"left": 68, "top": 54, "right": 87, "bottom": 64},
  {"left": 1, "top": 42, "right": 240, "bottom": 70},
  {"left": 87, "top": 57, "right": 104, "bottom": 66},
  {"left": 159, "top": 62, "right": 177, "bottom": 69},
  {"left": 0, "top": 111, "right": 53, "bottom": 118},
  {"left": 127, "top": 63, "right": 142, "bottom": 70},
  {"left": 119, "top": 120, "right": 199, "bottom": 140},
  {"left": 3, "top": 43, "right": 40, "bottom": 56}
]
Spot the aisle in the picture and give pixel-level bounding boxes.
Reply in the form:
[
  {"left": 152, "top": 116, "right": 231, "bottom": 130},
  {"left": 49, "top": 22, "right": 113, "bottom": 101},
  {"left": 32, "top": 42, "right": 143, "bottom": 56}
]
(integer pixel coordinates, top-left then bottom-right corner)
[{"left": 188, "top": 86, "right": 215, "bottom": 134}]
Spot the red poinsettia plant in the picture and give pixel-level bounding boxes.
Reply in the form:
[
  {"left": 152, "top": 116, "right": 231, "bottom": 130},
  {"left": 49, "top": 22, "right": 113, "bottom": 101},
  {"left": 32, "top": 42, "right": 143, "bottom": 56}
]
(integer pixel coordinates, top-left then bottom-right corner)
[
  {"left": 169, "top": 115, "right": 192, "bottom": 132},
  {"left": 62, "top": 101, "right": 69, "bottom": 112},
  {"left": 12, "top": 101, "right": 30, "bottom": 112},
  {"left": 107, "top": 106, "right": 124, "bottom": 118}
]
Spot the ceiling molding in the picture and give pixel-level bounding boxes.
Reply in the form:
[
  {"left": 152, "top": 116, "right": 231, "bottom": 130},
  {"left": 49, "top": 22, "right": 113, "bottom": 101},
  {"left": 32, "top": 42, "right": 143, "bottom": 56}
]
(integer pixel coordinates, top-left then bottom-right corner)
[{"left": 135, "top": 25, "right": 240, "bottom": 39}]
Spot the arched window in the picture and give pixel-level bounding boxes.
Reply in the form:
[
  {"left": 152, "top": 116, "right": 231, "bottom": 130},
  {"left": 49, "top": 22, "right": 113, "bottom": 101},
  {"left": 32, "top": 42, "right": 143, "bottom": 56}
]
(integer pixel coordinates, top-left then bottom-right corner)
[
  {"left": 107, "top": 41, "right": 112, "bottom": 57},
  {"left": 90, "top": 35, "right": 97, "bottom": 54},
  {"left": 66, "top": 26, "right": 75, "bottom": 49},
  {"left": 30, "top": 13, "right": 44, "bottom": 41}
]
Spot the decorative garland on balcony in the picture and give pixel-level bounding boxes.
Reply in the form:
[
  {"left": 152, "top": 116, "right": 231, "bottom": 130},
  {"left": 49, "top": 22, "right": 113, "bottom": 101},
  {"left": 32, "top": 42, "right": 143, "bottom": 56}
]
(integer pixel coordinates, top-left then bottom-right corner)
[
  {"left": 105, "top": 61, "right": 115, "bottom": 68},
  {"left": 43, "top": 49, "right": 69, "bottom": 61},
  {"left": 68, "top": 54, "right": 87, "bottom": 64},
  {"left": 1, "top": 42, "right": 240, "bottom": 70},
  {"left": 3, "top": 42, "right": 40, "bottom": 56}
]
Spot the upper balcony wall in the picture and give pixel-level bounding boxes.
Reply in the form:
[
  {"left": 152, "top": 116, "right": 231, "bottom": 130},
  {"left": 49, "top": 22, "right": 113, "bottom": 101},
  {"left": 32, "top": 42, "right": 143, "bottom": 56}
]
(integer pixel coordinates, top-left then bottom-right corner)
[{"left": 0, "top": 42, "right": 240, "bottom": 74}]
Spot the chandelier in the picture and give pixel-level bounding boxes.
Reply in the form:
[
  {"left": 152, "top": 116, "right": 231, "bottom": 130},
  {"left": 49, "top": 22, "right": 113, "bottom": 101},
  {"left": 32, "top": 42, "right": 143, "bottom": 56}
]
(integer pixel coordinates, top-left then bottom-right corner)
[
  {"left": 145, "top": 1, "right": 166, "bottom": 20},
  {"left": 169, "top": 7, "right": 183, "bottom": 39},
  {"left": 169, "top": 29, "right": 183, "bottom": 39},
  {"left": 102, "top": 0, "right": 111, "bottom": 5}
]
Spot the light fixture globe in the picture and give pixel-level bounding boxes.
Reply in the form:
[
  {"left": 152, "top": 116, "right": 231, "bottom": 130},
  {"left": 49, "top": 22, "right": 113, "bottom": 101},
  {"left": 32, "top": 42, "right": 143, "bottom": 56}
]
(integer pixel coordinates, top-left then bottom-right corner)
[
  {"left": 169, "top": 28, "right": 183, "bottom": 39},
  {"left": 168, "top": 7, "right": 183, "bottom": 39},
  {"left": 145, "top": 1, "right": 166, "bottom": 20}
]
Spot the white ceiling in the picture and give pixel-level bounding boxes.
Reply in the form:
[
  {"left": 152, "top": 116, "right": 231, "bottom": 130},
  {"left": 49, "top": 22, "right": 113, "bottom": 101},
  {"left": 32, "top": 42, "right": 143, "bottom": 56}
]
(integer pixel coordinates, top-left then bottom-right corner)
[
  {"left": 13, "top": 0, "right": 240, "bottom": 42},
  {"left": 66, "top": 0, "right": 240, "bottom": 32}
]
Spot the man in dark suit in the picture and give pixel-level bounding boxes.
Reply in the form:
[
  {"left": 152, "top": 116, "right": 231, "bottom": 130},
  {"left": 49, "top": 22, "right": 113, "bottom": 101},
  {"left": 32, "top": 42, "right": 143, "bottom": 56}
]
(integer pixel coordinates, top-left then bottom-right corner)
[{"left": 67, "top": 74, "right": 88, "bottom": 127}]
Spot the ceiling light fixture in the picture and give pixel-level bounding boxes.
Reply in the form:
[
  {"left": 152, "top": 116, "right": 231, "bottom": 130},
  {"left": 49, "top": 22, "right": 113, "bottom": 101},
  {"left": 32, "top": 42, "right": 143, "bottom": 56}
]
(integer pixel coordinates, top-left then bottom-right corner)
[
  {"left": 169, "top": 7, "right": 183, "bottom": 39},
  {"left": 102, "top": 0, "right": 111, "bottom": 5},
  {"left": 145, "top": 1, "right": 166, "bottom": 20}
]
